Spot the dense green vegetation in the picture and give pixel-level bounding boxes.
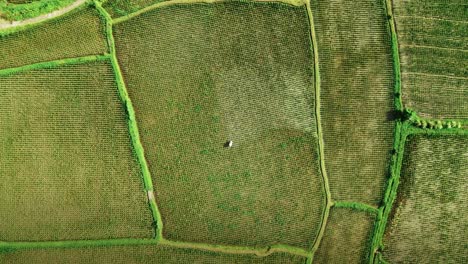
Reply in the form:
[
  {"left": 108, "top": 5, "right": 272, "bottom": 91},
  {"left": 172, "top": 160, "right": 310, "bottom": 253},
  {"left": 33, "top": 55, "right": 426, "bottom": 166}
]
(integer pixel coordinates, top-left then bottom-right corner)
[
  {"left": 310, "top": 0, "right": 395, "bottom": 205},
  {"left": 394, "top": 0, "right": 468, "bottom": 119},
  {"left": 0, "top": 0, "right": 75, "bottom": 21},
  {"left": 0, "top": 61, "right": 154, "bottom": 241},
  {"left": 0, "top": 244, "right": 307, "bottom": 263},
  {"left": 0, "top": 5, "right": 107, "bottom": 69},
  {"left": 314, "top": 208, "right": 375, "bottom": 263},
  {"left": 113, "top": 2, "right": 324, "bottom": 249},
  {"left": 382, "top": 136, "right": 467, "bottom": 263}
]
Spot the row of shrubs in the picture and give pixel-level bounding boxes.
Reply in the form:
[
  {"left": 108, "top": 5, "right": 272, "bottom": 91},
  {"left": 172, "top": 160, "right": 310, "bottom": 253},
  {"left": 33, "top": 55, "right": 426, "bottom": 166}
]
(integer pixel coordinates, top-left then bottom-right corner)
[{"left": 404, "top": 109, "right": 462, "bottom": 129}]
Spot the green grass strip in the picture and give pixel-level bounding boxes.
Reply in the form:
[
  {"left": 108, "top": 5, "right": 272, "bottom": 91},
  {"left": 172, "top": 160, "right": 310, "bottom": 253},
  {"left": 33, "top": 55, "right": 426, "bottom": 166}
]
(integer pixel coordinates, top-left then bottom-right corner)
[
  {"left": 367, "top": 121, "right": 408, "bottom": 263},
  {"left": 305, "top": 1, "right": 331, "bottom": 257},
  {"left": 0, "top": 238, "right": 310, "bottom": 258},
  {"left": 0, "top": 0, "right": 75, "bottom": 21},
  {"left": 160, "top": 239, "right": 311, "bottom": 257},
  {"left": 94, "top": 1, "right": 163, "bottom": 240},
  {"left": 332, "top": 201, "right": 379, "bottom": 215},
  {"left": 383, "top": 0, "right": 402, "bottom": 111},
  {"left": 111, "top": 0, "right": 306, "bottom": 25},
  {"left": 0, "top": 54, "right": 109, "bottom": 76}
]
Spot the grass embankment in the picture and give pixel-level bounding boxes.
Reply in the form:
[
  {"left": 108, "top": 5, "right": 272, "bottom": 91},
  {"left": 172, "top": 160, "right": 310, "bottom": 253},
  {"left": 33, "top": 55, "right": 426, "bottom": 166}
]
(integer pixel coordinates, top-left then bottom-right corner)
[
  {"left": 0, "top": 242, "right": 308, "bottom": 263},
  {"left": 94, "top": 0, "right": 163, "bottom": 240},
  {"left": 0, "top": 0, "right": 75, "bottom": 21}
]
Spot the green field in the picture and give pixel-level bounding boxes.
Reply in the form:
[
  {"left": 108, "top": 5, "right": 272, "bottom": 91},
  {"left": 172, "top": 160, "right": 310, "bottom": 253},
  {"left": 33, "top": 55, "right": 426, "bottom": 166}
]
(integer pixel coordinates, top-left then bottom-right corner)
[
  {"left": 0, "top": 5, "right": 107, "bottom": 69},
  {"left": 310, "top": 0, "right": 395, "bottom": 205},
  {"left": 0, "top": 244, "right": 307, "bottom": 263},
  {"left": 113, "top": 2, "right": 324, "bottom": 248},
  {"left": 314, "top": 207, "right": 375, "bottom": 263},
  {"left": 394, "top": 0, "right": 468, "bottom": 119},
  {"left": 382, "top": 135, "right": 468, "bottom": 263},
  {"left": 103, "top": 0, "right": 163, "bottom": 17},
  {"left": 0, "top": 61, "right": 154, "bottom": 241},
  {"left": 0, "top": 0, "right": 467, "bottom": 263}
]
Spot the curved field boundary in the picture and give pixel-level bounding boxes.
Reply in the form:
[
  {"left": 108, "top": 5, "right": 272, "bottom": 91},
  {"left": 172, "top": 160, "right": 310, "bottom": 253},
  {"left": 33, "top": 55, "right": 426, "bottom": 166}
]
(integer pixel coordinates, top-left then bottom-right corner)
[
  {"left": 0, "top": 0, "right": 86, "bottom": 30},
  {"left": 111, "top": 0, "right": 307, "bottom": 25},
  {"left": 305, "top": 1, "right": 331, "bottom": 260},
  {"left": 0, "top": 238, "right": 310, "bottom": 257},
  {"left": 94, "top": 1, "right": 164, "bottom": 240},
  {"left": 0, "top": 55, "right": 109, "bottom": 76},
  {"left": 332, "top": 201, "right": 379, "bottom": 215}
]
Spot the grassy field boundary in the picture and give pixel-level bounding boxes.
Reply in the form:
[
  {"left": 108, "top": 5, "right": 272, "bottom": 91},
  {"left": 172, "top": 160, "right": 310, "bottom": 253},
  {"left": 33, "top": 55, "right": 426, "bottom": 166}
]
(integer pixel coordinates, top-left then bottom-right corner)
[
  {"left": 332, "top": 201, "right": 379, "bottom": 215},
  {"left": 368, "top": 122, "right": 468, "bottom": 263},
  {"left": 305, "top": 1, "right": 331, "bottom": 258},
  {"left": 111, "top": 0, "right": 306, "bottom": 24},
  {"left": 0, "top": 0, "right": 89, "bottom": 37},
  {"left": 383, "top": 0, "right": 402, "bottom": 111},
  {"left": 0, "top": 0, "right": 76, "bottom": 21},
  {"left": 0, "top": 238, "right": 311, "bottom": 257},
  {"left": 368, "top": 121, "right": 408, "bottom": 263},
  {"left": 0, "top": 54, "right": 109, "bottom": 76},
  {"left": 94, "top": 1, "right": 163, "bottom": 240}
]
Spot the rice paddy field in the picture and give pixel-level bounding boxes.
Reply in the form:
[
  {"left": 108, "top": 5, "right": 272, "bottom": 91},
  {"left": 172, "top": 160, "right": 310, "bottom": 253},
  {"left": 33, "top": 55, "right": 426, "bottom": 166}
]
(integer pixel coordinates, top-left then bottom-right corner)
[
  {"left": 103, "top": 0, "right": 162, "bottom": 18},
  {"left": 382, "top": 136, "right": 468, "bottom": 263},
  {"left": 394, "top": 0, "right": 468, "bottom": 119},
  {"left": 0, "top": 61, "right": 154, "bottom": 241},
  {"left": 310, "top": 0, "right": 395, "bottom": 206},
  {"left": 0, "top": 6, "right": 107, "bottom": 69},
  {"left": 113, "top": 2, "right": 324, "bottom": 249},
  {"left": 0, "top": 0, "right": 467, "bottom": 263},
  {"left": 314, "top": 208, "right": 375, "bottom": 264}
]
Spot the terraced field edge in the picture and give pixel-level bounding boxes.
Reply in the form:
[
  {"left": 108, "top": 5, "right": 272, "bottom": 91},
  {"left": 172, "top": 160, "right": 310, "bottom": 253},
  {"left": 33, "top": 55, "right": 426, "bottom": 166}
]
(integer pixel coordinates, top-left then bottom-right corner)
[{"left": 94, "top": 1, "right": 163, "bottom": 240}]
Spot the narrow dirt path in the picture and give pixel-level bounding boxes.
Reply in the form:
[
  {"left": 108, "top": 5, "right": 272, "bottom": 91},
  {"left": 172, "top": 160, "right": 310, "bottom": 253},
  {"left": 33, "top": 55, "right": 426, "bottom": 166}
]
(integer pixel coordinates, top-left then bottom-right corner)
[{"left": 0, "top": 0, "right": 86, "bottom": 30}]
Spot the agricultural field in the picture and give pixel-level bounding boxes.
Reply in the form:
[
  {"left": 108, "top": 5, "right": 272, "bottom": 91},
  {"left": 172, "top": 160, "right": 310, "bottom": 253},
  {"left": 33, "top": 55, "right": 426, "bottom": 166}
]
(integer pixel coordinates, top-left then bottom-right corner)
[
  {"left": 0, "top": 61, "right": 154, "bottom": 241},
  {"left": 382, "top": 136, "right": 468, "bottom": 263},
  {"left": 0, "top": 0, "right": 467, "bottom": 263},
  {"left": 314, "top": 208, "right": 376, "bottom": 264},
  {"left": 102, "top": 0, "right": 162, "bottom": 18},
  {"left": 113, "top": 2, "right": 324, "bottom": 249},
  {"left": 0, "top": 6, "right": 107, "bottom": 69},
  {"left": 393, "top": 0, "right": 468, "bottom": 119},
  {"left": 0, "top": 244, "right": 307, "bottom": 263},
  {"left": 310, "top": 0, "right": 395, "bottom": 205}
]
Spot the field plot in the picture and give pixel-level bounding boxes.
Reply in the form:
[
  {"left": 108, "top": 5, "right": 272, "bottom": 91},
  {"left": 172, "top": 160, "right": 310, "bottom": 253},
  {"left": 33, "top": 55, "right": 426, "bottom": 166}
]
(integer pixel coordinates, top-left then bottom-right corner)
[
  {"left": 382, "top": 135, "right": 468, "bottom": 263},
  {"left": 0, "top": 244, "right": 306, "bottom": 264},
  {"left": 393, "top": 0, "right": 468, "bottom": 119},
  {"left": 0, "top": 61, "right": 153, "bottom": 241},
  {"left": 103, "top": 0, "right": 162, "bottom": 18},
  {"left": 0, "top": 5, "right": 107, "bottom": 69},
  {"left": 310, "top": 0, "right": 395, "bottom": 205},
  {"left": 114, "top": 2, "right": 324, "bottom": 248},
  {"left": 313, "top": 208, "right": 375, "bottom": 263}
]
